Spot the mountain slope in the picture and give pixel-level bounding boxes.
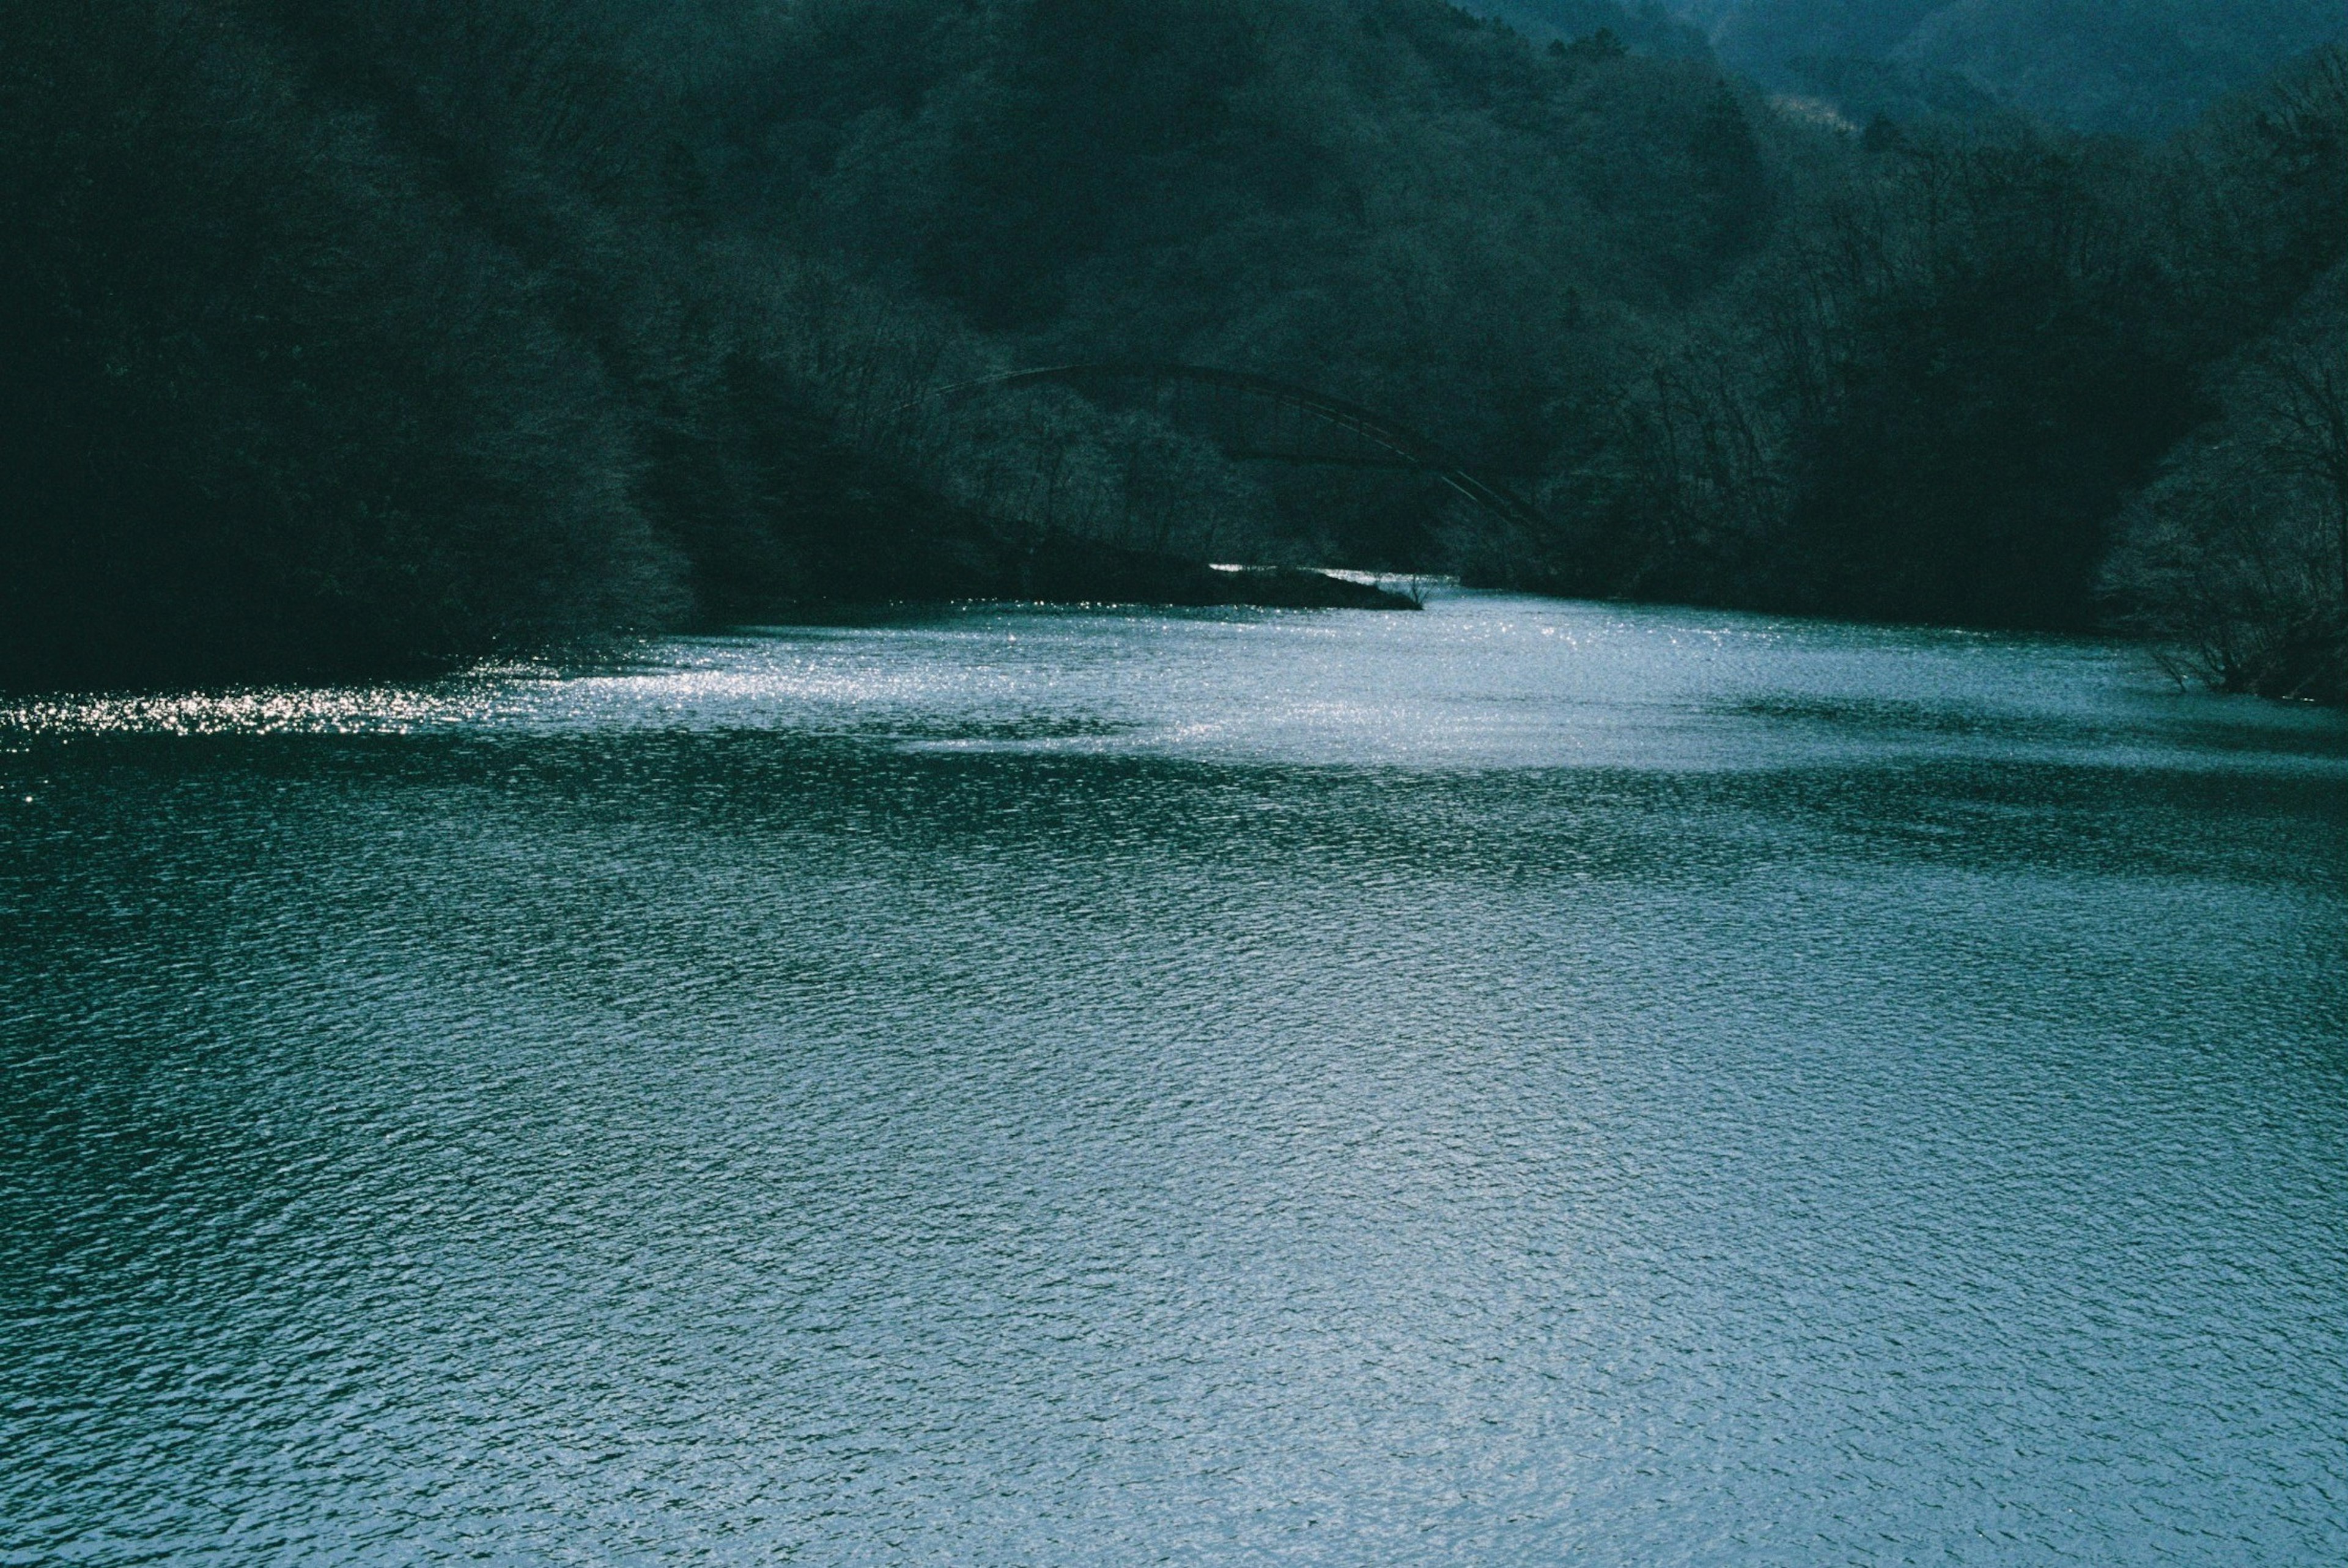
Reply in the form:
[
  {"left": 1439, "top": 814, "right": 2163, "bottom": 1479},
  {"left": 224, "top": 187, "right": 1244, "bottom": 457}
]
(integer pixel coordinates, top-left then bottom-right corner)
[{"left": 1682, "top": 0, "right": 2348, "bottom": 132}]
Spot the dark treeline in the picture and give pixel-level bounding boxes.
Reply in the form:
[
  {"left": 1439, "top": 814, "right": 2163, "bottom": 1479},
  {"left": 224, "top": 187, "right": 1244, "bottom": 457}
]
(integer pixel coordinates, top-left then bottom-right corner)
[{"left": 4, "top": 0, "right": 2347, "bottom": 700}]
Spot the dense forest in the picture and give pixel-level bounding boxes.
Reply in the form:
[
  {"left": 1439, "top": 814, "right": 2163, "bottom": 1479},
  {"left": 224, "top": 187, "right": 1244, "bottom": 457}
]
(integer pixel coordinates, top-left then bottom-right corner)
[{"left": 3, "top": 0, "right": 2346, "bottom": 700}]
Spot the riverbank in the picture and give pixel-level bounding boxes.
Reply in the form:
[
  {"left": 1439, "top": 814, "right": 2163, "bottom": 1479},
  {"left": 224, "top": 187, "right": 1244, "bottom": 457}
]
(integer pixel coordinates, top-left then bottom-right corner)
[
  {"left": 1004, "top": 543, "right": 1420, "bottom": 612},
  {"left": 761, "top": 502, "right": 1425, "bottom": 617}
]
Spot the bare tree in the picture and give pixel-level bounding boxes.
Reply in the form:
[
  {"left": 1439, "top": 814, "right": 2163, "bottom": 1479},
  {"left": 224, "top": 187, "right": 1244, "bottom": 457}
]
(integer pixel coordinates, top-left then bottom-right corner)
[{"left": 2251, "top": 323, "right": 2348, "bottom": 606}]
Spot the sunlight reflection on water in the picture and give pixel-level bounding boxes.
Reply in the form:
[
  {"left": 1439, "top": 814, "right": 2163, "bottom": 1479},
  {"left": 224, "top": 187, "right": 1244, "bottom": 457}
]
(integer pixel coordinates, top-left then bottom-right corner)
[
  {"left": 3, "top": 594, "right": 2344, "bottom": 1565},
  {"left": 5, "top": 595, "right": 2341, "bottom": 773}
]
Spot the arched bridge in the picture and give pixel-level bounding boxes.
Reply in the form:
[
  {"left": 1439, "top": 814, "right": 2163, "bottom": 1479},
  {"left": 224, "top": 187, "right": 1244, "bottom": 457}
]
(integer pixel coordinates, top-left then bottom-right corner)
[{"left": 917, "top": 363, "right": 1547, "bottom": 536}]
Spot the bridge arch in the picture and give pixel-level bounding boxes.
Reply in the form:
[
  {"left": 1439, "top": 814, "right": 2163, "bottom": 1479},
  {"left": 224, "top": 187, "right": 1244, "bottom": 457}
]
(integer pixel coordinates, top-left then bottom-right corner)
[{"left": 914, "top": 363, "right": 1547, "bottom": 536}]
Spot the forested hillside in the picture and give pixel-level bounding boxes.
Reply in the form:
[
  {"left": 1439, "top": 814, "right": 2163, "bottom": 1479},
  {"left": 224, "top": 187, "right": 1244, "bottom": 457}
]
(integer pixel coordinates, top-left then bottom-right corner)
[{"left": 4, "top": 0, "right": 2346, "bottom": 699}]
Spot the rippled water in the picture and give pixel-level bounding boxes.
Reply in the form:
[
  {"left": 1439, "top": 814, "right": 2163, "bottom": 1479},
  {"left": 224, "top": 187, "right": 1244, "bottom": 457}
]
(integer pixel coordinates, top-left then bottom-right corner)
[{"left": 4, "top": 594, "right": 2344, "bottom": 1565}]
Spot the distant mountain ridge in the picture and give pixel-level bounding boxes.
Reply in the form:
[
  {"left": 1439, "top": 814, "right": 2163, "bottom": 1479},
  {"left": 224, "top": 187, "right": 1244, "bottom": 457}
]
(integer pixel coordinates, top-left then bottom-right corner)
[
  {"left": 1468, "top": 0, "right": 2348, "bottom": 133},
  {"left": 1883, "top": 0, "right": 2348, "bottom": 133}
]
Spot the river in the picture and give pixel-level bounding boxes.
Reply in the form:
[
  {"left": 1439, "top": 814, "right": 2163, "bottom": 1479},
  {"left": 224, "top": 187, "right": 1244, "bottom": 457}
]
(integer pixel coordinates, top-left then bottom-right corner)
[{"left": 3, "top": 592, "right": 2344, "bottom": 1564}]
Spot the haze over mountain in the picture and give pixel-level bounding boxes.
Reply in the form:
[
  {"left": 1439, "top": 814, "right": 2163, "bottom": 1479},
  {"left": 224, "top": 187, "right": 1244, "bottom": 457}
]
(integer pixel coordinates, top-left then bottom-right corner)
[{"left": 1478, "top": 0, "right": 2348, "bottom": 133}]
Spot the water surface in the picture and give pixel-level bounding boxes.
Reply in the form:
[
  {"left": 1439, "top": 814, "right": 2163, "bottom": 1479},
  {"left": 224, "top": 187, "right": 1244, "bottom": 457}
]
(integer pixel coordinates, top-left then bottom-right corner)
[{"left": 4, "top": 595, "right": 2344, "bottom": 1564}]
